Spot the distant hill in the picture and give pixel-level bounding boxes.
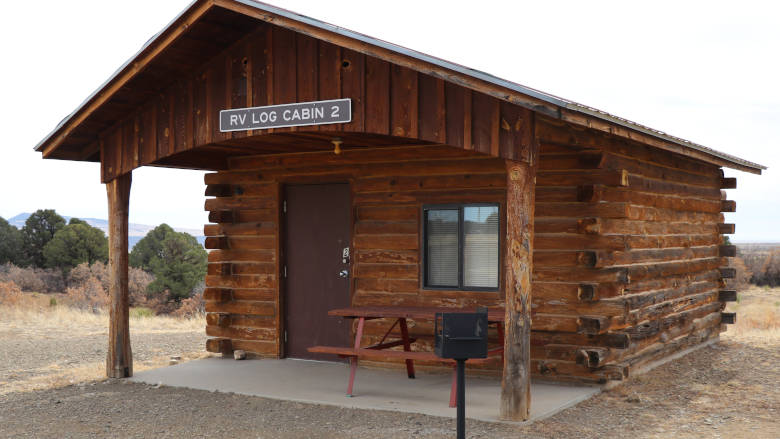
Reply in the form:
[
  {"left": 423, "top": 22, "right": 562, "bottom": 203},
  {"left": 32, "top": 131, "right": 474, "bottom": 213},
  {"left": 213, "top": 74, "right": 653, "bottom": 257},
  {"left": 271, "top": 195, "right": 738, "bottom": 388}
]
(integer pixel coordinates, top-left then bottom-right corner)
[{"left": 7, "top": 213, "right": 205, "bottom": 249}]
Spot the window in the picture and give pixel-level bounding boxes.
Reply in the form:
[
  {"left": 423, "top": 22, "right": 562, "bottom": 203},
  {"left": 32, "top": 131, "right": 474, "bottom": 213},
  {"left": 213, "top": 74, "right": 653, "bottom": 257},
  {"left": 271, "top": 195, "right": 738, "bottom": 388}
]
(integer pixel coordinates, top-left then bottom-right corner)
[{"left": 423, "top": 204, "right": 500, "bottom": 290}]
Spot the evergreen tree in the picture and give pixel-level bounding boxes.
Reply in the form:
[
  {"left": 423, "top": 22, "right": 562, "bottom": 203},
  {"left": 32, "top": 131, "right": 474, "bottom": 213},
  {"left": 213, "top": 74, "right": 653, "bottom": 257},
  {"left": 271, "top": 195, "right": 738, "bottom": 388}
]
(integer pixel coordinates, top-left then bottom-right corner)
[
  {"left": 130, "top": 224, "right": 207, "bottom": 300},
  {"left": 129, "top": 223, "right": 175, "bottom": 271},
  {"left": 0, "top": 217, "right": 23, "bottom": 265},
  {"left": 43, "top": 219, "right": 108, "bottom": 272},
  {"left": 21, "top": 209, "right": 66, "bottom": 267}
]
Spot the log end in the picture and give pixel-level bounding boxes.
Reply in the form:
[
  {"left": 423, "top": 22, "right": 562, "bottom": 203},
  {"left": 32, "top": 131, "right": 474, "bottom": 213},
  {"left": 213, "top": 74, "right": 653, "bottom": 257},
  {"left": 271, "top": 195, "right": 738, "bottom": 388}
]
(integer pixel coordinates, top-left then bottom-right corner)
[
  {"left": 719, "top": 245, "right": 737, "bottom": 257},
  {"left": 577, "top": 284, "right": 597, "bottom": 301},
  {"left": 720, "top": 177, "right": 737, "bottom": 189},
  {"left": 204, "top": 288, "right": 234, "bottom": 302},
  {"left": 717, "top": 223, "right": 736, "bottom": 235},
  {"left": 577, "top": 217, "right": 601, "bottom": 235},
  {"left": 208, "top": 210, "right": 235, "bottom": 224},
  {"left": 718, "top": 267, "right": 737, "bottom": 279},
  {"left": 206, "top": 338, "right": 233, "bottom": 355}
]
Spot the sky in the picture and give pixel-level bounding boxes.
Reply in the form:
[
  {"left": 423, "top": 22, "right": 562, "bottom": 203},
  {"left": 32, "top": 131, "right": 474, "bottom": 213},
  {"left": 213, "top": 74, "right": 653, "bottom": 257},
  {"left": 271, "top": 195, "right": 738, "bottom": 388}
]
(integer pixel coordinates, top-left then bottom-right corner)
[{"left": 1, "top": 0, "right": 778, "bottom": 241}]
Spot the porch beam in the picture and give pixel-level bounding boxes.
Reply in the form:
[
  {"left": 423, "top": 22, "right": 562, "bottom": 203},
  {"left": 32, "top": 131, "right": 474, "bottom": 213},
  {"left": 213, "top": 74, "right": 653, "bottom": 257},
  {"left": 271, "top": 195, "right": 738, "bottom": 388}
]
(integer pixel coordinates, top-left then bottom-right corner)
[
  {"left": 106, "top": 171, "right": 133, "bottom": 378},
  {"left": 500, "top": 156, "right": 538, "bottom": 421}
]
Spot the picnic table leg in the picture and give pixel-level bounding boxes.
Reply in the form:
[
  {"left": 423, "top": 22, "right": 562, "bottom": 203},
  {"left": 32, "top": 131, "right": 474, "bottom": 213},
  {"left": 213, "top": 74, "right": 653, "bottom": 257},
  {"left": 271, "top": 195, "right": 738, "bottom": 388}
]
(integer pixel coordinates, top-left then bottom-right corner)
[
  {"left": 399, "top": 318, "right": 415, "bottom": 379},
  {"left": 347, "top": 317, "right": 365, "bottom": 397}
]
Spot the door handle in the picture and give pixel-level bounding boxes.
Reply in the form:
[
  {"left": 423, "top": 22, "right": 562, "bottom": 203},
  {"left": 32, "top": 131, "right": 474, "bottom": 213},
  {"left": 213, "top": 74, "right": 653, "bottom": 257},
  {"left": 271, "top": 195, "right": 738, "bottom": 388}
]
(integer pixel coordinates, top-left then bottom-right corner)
[{"left": 338, "top": 269, "right": 349, "bottom": 279}]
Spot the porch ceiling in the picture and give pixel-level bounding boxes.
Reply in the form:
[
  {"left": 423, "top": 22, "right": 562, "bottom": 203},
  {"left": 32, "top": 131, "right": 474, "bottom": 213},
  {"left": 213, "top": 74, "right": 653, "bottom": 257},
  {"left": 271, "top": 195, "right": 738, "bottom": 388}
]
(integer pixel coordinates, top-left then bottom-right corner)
[{"left": 151, "top": 131, "right": 439, "bottom": 171}]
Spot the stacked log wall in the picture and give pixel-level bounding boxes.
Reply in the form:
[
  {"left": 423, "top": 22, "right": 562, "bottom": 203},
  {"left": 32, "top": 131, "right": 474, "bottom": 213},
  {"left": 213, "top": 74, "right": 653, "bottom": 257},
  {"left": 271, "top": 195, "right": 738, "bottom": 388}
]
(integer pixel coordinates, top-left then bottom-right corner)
[
  {"left": 203, "top": 146, "right": 510, "bottom": 361},
  {"left": 203, "top": 119, "right": 737, "bottom": 383},
  {"left": 530, "top": 116, "right": 735, "bottom": 383}
]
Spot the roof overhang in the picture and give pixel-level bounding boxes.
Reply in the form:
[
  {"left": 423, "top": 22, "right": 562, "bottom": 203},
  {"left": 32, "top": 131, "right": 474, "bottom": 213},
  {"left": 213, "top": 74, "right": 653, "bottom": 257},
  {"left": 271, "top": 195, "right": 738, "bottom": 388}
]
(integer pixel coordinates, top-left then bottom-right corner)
[{"left": 35, "top": 0, "right": 766, "bottom": 174}]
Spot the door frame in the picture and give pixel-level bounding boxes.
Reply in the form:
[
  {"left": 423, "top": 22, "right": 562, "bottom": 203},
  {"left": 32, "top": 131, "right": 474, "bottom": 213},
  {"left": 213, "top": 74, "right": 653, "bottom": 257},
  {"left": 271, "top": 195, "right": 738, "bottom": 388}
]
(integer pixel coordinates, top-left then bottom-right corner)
[{"left": 279, "top": 179, "right": 355, "bottom": 359}]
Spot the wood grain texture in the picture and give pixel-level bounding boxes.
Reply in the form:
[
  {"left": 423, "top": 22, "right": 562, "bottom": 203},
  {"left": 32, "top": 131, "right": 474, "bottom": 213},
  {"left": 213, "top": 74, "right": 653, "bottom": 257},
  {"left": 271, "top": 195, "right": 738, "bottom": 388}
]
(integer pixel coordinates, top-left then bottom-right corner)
[
  {"left": 500, "top": 142, "right": 539, "bottom": 420},
  {"left": 106, "top": 172, "right": 132, "bottom": 378},
  {"left": 97, "top": 25, "right": 537, "bottom": 181}
]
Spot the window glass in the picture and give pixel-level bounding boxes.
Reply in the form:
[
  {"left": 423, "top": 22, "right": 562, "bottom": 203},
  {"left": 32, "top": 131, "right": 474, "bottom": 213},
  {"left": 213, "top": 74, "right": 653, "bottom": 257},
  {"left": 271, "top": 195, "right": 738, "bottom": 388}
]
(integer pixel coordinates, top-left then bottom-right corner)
[
  {"left": 463, "top": 206, "right": 499, "bottom": 288},
  {"left": 426, "top": 209, "right": 459, "bottom": 287}
]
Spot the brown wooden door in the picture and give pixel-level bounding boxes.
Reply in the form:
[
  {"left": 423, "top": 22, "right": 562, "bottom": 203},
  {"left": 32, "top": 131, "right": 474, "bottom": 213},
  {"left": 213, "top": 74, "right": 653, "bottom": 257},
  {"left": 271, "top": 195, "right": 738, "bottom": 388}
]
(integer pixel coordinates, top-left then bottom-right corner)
[{"left": 284, "top": 183, "right": 352, "bottom": 360}]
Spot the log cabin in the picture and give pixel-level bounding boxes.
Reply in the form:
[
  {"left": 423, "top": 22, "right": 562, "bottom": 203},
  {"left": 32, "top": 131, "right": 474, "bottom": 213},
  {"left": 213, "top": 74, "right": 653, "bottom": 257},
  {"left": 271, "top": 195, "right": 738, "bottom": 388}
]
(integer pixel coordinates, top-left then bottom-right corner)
[{"left": 34, "top": 0, "right": 765, "bottom": 421}]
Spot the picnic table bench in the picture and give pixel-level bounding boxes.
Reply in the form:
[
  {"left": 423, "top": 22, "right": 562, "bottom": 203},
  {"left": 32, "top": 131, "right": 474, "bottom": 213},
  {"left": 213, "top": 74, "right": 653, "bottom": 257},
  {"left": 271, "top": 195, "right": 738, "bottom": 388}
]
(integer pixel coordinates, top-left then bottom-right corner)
[{"left": 308, "top": 306, "right": 504, "bottom": 407}]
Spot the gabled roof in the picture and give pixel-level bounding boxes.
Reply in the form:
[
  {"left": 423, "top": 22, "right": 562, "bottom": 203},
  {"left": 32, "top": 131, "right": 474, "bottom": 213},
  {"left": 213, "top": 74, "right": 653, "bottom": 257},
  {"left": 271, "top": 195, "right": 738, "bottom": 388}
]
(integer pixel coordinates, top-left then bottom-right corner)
[{"left": 35, "top": 0, "right": 765, "bottom": 174}]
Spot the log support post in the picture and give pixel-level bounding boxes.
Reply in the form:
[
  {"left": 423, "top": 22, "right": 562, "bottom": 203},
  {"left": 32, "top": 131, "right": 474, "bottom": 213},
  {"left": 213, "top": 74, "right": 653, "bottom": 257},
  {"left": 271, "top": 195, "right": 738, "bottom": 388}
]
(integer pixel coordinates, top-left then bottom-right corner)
[
  {"left": 500, "top": 154, "right": 538, "bottom": 421},
  {"left": 106, "top": 172, "right": 132, "bottom": 378}
]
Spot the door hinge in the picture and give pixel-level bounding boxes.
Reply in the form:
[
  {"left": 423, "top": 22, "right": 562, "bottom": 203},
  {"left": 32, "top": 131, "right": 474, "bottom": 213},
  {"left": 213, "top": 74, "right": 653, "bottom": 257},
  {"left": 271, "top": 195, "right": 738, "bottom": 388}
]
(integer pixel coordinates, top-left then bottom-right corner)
[
  {"left": 283, "top": 265, "right": 287, "bottom": 278},
  {"left": 283, "top": 200, "right": 287, "bottom": 213},
  {"left": 284, "top": 330, "right": 288, "bottom": 343}
]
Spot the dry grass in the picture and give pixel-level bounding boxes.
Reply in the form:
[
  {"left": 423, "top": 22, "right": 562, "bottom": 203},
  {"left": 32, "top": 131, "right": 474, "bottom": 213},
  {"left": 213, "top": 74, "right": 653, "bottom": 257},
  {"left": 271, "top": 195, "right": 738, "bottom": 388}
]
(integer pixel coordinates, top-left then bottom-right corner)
[
  {"left": 0, "top": 289, "right": 208, "bottom": 395},
  {"left": 1, "top": 305, "right": 204, "bottom": 334},
  {"left": 0, "top": 286, "right": 204, "bottom": 334},
  {"left": 724, "top": 286, "right": 780, "bottom": 340}
]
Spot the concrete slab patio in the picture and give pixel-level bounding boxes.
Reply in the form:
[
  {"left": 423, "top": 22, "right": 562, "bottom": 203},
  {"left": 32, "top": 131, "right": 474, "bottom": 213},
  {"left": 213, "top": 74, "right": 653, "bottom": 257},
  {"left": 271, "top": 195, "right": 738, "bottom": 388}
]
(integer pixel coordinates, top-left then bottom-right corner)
[{"left": 130, "top": 358, "right": 599, "bottom": 423}]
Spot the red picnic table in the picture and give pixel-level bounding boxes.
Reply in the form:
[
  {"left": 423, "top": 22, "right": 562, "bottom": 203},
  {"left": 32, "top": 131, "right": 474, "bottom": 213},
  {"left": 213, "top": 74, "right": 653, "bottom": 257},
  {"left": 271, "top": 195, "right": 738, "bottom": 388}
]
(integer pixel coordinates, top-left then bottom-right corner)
[{"left": 308, "top": 306, "right": 505, "bottom": 407}]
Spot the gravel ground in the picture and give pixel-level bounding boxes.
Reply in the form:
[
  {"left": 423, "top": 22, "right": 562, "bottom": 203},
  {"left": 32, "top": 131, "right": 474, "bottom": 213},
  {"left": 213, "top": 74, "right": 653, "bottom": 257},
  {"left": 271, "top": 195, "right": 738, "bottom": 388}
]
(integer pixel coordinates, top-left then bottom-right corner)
[
  {"left": 1, "top": 292, "right": 778, "bottom": 438},
  {"left": 0, "top": 331, "right": 205, "bottom": 387},
  {"left": 0, "top": 306, "right": 207, "bottom": 395},
  {"left": 0, "top": 334, "right": 777, "bottom": 438}
]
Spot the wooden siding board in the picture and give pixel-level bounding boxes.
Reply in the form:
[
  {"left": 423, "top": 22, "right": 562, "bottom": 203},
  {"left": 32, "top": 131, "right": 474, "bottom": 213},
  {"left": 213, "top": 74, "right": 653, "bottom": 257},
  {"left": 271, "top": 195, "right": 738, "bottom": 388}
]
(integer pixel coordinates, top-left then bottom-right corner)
[
  {"left": 209, "top": 60, "right": 229, "bottom": 143},
  {"left": 365, "top": 56, "right": 390, "bottom": 135},
  {"left": 190, "top": 73, "right": 206, "bottom": 147},
  {"left": 471, "top": 92, "right": 500, "bottom": 156},
  {"left": 296, "top": 33, "right": 319, "bottom": 106},
  {"left": 250, "top": 26, "right": 270, "bottom": 107},
  {"left": 390, "top": 64, "right": 418, "bottom": 138},
  {"left": 418, "top": 74, "right": 445, "bottom": 143},
  {"left": 121, "top": 119, "right": 134, "bottom": 175},
  {"left": 317, "top": 40, "right": 341, "bottom": 132},
  {"left": 229, "top": 42, "right": 249, "bottom": 139},
  {"left": 172, "top": 80, "right": 188, "bottom": 152},
  {"left": 340, "top": 48, "right": 365, "bottom": 132},
  {"left": 272, "top": 26, "right": 297, "bottom": 132},
  {"left": 139, "top": 103, "right": 157, "bottom": 165}
]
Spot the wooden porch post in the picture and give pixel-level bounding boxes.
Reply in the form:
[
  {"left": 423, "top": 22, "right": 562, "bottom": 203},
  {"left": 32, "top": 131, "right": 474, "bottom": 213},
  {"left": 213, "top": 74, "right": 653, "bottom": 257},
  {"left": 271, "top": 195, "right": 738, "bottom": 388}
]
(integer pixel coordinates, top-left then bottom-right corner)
[
  {"left": 106, "top": 172, "right": 132, "bottom": 378},
  {"left": 500, "top": 158, "right": 537, "bottom": 420}
]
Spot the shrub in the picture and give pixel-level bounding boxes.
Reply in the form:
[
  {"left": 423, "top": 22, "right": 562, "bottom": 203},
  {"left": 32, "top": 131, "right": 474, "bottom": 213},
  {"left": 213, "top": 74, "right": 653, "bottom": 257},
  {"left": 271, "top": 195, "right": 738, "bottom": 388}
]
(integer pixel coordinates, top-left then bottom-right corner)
[
  {"left": 66, "top": 276, "right": 108, "bottom": 311},
  {"left": 129, "top": 266, "right": 155, "bottom": 307},
  {"left": 171, "top": 284, "right": 205, "bottom": 318},
  {"left": 727, "top": 257, "right": 753, "bottom": 291},
  {"left": 750, "top": 250, "right": 780, "bottom": 287},
  {"left": 130, "top": 307, "right": 155, "bottom": 318},
  {"left": 0, "top": 281, "right": 23, "bottom": 306},
  {"left": 0, "top": 263, "right": 65, "bottom": 293},
  {"left": 68, "top": 262, "right": 154, "bottom": 307}
]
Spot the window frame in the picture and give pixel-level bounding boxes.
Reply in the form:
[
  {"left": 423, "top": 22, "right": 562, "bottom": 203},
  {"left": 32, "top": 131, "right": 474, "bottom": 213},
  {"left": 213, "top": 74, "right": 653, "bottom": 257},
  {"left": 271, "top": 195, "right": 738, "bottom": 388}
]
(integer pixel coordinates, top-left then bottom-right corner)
[{"left": 422, "top": 203, "right": 501, "bottom": 292}]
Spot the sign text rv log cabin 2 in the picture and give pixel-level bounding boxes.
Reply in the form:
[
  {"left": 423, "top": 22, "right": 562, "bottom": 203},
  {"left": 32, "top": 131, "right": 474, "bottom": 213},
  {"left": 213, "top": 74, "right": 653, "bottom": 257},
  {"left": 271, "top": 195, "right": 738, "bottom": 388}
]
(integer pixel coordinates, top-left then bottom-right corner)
[{"left": 220, "top": 98, "right": 351, "bottom": 132}]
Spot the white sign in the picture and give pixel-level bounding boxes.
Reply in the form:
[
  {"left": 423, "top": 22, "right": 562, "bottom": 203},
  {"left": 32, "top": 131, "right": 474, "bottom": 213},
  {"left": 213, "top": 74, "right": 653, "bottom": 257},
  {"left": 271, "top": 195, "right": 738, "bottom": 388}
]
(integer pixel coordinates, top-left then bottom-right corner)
[{"left": 219, "top": 98, "right": 352, "bottom": 132}]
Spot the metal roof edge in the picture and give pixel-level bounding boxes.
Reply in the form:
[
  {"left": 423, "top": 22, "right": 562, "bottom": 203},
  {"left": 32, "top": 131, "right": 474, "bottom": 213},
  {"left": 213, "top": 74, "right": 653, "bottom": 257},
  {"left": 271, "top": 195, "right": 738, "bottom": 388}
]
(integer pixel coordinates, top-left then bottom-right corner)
[{"left": 35, "top": 0, "right": 767, "bottom": 174}]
